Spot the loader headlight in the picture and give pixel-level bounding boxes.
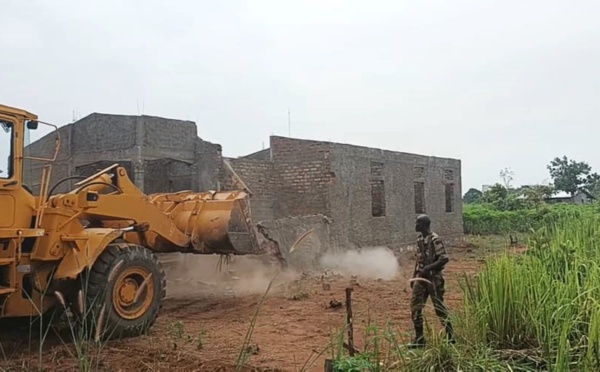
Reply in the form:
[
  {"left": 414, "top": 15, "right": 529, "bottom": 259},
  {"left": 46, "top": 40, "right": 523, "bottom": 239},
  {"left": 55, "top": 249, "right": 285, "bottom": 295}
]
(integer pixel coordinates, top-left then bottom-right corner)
[
  {"left": 77, "top": 190, "right": 99, "bottom": 208},
  {"left": 86, "top": 192, "right": 99, "bottom": 202}
]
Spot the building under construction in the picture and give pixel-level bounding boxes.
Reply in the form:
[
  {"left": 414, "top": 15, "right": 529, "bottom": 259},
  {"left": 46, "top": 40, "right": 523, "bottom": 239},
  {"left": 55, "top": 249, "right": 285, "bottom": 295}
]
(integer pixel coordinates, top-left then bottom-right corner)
[{"left": 25, "top": 113, "right": 463, "bottom": 254}]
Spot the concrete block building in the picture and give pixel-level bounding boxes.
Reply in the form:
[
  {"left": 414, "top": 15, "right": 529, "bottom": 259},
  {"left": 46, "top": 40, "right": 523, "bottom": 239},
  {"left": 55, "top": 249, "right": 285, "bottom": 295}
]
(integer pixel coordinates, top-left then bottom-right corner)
[
  {"left": 25, "top": 113, "right": 462, "bottom": 253},
  {"left": 23, "top": 113, "right": 223, "bottom": 194},
  {"left": 228, "top": 136, "right": 463, "bottom": 250}
]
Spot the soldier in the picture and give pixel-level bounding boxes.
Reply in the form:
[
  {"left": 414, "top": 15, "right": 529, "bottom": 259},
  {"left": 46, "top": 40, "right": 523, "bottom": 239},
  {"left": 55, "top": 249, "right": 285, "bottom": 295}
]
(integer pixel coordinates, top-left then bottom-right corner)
[{"left": 408, "top": 214, "right": 454, "bottom": 348}]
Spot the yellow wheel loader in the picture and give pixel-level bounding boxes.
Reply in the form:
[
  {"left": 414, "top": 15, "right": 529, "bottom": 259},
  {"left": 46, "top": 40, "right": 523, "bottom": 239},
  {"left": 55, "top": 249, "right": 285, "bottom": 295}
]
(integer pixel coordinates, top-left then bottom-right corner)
[{"left": 0, "top": 104, "right": 266, "bottom": 339}]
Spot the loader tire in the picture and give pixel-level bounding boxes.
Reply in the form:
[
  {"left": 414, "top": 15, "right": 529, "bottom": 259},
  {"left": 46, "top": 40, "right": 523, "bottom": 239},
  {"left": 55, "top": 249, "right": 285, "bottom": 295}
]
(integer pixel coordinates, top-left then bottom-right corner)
[{"left": 85, "top": 242, "right": 166, "bottom": 339}]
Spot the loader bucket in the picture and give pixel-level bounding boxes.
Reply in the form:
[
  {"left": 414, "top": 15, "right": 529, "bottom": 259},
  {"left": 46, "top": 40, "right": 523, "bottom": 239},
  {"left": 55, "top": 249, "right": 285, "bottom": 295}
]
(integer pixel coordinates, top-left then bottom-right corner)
[
  {"left": 188, "top": 198, "right": 259, "bottom": 255},
  {"left": 151, "top": 190, "right": 261, "bottom": 255}
]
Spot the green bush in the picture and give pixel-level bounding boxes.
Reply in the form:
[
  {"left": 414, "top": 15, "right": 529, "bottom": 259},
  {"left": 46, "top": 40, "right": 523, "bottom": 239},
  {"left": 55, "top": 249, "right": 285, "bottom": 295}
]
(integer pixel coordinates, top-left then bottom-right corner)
[{"left": 463, "top": 203, "right": 598, "bottom": 235}]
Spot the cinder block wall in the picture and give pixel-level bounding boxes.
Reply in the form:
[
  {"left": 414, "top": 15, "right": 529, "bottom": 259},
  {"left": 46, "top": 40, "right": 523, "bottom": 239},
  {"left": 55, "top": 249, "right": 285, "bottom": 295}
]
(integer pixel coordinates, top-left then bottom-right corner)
[
  {"left": 229, "top": 136, "right": 463, "bottom": 251},
  {"left": 269, "top": 136, "right": 334, "bottom": 218},
  {"left": 225, "top": 157, "right": 277, "bottom": 222},
  {"left": 23, "top": 113, "right": 223, "bottom": 194},
  {"left": 327, "top": 141, "right": 463, "bottom": 251}
]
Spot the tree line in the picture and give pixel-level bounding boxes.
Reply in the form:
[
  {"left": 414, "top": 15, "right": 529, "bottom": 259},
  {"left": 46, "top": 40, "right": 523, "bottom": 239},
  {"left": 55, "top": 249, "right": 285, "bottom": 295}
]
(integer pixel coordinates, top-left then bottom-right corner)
[{"left": 463, "top": 156, "right": 599, "bottom": 210}]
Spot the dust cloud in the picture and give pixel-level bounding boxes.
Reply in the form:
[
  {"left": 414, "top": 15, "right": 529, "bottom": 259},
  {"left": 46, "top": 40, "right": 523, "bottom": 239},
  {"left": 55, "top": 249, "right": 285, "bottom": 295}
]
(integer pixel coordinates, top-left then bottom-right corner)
[
  {"left": 160, "top": 246, "right": 400, "bottom": 299},
  {"left": 160, "top": 253, "right": 299, "bottom": 299},
  {"left": 318, "top": 247, "right": 399, "bottom": 280}
]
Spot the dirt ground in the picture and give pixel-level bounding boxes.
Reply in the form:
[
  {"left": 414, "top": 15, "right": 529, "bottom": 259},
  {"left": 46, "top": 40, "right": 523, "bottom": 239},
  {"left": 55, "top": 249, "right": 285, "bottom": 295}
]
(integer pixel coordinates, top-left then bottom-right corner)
[{"left": 0, "top": 239, "right": 506, "bottom": 372}]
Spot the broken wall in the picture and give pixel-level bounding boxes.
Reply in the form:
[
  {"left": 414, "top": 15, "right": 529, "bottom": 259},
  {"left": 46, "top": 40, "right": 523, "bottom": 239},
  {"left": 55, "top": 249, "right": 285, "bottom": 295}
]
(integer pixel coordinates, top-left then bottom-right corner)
[{"left": 258, "top": 214, "right": 333, "bottom": 271}]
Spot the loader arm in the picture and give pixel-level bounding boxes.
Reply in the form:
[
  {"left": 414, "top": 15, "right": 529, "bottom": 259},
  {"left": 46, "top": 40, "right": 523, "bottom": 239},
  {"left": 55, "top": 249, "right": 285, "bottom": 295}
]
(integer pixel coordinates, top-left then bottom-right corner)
[{"left": 48, "top": 164, "right": 260, "bottom": 255}]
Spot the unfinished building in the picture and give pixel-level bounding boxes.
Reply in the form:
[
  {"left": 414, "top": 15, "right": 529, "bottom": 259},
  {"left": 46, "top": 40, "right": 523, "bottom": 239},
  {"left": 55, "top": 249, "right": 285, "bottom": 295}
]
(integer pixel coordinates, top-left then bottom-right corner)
[
  {"left": 227, "top": 136, "right": 463, "bottom": 251},
  {"left": 23, "top": 113, "right": 223, "bottom": 194},
  {"left": 24, "top": 113, "right": 462, "bottom": 261}
]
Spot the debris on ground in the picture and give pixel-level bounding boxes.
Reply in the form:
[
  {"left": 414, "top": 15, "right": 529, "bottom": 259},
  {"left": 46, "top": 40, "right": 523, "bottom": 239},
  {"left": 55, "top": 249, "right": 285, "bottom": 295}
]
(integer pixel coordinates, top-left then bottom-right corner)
[
  {"left": 246, "top": 343, "right": 260, "bottom": 355},
  {"left": 329, "top": 299, "right": 343, "bottom": 309},
  {"left": 321, "top": 269, "right": 344, "bottom": 280},
  {"left": 287, "top": 291, "right": 309, "bottom": 301}
]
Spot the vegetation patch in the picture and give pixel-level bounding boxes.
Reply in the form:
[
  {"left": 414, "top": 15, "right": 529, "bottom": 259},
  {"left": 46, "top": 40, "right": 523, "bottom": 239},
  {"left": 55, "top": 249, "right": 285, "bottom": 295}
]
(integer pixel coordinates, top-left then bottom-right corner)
[{"left": 460, "top": 210, "right": 600, "bottom": 370}]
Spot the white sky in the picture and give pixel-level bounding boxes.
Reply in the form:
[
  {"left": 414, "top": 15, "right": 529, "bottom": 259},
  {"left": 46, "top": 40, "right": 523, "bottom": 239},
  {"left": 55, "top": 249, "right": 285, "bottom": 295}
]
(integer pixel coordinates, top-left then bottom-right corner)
[{"left": 1, "top": 0, "right": 599, "bottom": 191}]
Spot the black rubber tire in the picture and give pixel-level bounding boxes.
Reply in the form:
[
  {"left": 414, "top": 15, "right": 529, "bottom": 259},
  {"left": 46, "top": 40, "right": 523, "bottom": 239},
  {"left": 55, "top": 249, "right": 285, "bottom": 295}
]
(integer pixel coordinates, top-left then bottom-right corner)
[{"left": 84, "top": 242, "right": 166, "bottom": 339}]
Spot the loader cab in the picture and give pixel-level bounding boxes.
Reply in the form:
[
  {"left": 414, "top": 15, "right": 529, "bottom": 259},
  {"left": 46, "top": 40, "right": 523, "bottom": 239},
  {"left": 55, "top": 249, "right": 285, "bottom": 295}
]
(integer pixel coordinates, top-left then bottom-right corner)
[
  {"left": 0, "top": 111, "right": 38, "bottom": 230},
  {"left": 0, "top": 118, "right": 37, "bottom": 184},
  {"left": 0, "top": 119, "right": 14, "bottom": 182},
  {"left": 0, "top": 106, "right": 63, "bottom": 319},
  {"left": 0, "top": 104, "right": 59, "bottom": 230},
  {"left": 0, "top": 106, "right": 43, "bottom": 190}
]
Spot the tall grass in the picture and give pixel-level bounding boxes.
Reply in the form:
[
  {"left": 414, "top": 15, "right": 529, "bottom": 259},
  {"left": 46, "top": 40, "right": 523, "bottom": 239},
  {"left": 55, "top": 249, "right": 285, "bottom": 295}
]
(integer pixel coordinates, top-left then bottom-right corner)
[
  {"left": 329, "top": 206, "right": 600, "bottom": 371},
  {"left": 462, "top": 207, "right": 600, "bottom": 370},
  {"left": 327, "top": 315, "right": 522, "bottom": 371}
]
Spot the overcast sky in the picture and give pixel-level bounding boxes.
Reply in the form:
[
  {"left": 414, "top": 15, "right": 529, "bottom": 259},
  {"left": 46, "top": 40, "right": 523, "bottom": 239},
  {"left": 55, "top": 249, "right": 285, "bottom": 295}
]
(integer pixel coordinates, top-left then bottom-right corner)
[{"left": 1, "top": 0, "right": 599, "bottom": 191}]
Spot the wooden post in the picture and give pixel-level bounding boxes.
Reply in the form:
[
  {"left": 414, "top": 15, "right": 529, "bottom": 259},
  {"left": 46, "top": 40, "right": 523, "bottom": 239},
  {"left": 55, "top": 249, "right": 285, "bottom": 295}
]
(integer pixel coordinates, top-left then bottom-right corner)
[{"left": 345, "top": 287, "right": 355, "bottom": 357}]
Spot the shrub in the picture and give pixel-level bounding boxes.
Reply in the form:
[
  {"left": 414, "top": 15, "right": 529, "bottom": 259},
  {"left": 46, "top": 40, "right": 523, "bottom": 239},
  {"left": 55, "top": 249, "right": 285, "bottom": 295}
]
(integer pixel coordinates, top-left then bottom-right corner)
[{"left": 463, "top": 203, "right": 597, "bottom": 235}]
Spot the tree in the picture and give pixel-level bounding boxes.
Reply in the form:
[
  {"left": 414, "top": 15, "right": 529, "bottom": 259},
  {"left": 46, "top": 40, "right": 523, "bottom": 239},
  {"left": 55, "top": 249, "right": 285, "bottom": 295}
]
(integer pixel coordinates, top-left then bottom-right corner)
[
  {"left": 499, "top": 168, "right": 514, "bottom": 190},
  {"left": 547, "top": 156, "right": 599, "bottom": 196},
  {"left": 463, "top": 188, "right": 483, "bottom": 204},
  {"left": 482, "top": 183, "right": 525, "bottom": 211},
  {"left": 585, "top": 173, "right": 600, "bottom": 197},
  {"left": 521, "top": 184, "right": 555, "bottom": 207},
  {"left": 483, "top": 183, "right": 508, "bottom": 203}
]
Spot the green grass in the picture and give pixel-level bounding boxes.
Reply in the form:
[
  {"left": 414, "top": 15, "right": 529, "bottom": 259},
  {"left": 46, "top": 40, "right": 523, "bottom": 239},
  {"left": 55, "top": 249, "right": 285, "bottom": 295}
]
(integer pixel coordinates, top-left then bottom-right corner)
[
  {"left": 460, "top": 208, "right": 600, "bottom": 371},
  {"left": 327, "top": 316, "right": 527, "bottom": 371},
  {"left": 332, "top": 207, "right": 600, "bottom": 371}
]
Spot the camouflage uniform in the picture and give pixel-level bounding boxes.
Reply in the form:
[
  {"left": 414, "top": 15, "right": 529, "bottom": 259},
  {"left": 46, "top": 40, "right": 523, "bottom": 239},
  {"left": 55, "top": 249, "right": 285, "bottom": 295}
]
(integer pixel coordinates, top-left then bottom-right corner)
[{"left": 410, "top": 232, "right": 453, "bottom": 344}]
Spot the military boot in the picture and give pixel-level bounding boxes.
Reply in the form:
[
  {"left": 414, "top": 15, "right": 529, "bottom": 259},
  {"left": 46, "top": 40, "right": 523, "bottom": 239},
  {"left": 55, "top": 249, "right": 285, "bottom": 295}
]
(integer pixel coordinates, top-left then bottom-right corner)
[
  {"left": 444, "top": 321, "right": 455, "bottom": 344},
  {"left": 407, "top": 324, "right": 426, "bottom": 349}
]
